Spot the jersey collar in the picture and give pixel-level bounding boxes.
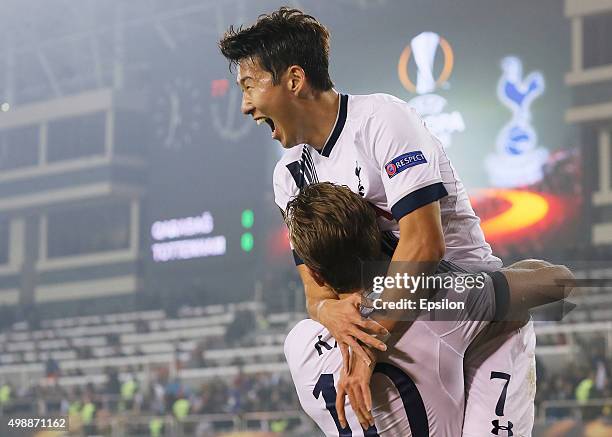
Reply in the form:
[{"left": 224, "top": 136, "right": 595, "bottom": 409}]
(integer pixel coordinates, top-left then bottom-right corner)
[{"left": 319, "top": 93, "right": 348, "bottom": 157}]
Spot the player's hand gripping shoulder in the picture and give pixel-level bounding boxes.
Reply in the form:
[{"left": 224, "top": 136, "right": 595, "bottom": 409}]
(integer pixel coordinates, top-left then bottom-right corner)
[
  {"left": 298, "top": 265, "right": 387, "bottom": 370},
  {"left": 336, "top": 343, "right": 376, "bottom": 430},
  {"left": 317, "top": 296, "right": 388, "bottom": 370}
]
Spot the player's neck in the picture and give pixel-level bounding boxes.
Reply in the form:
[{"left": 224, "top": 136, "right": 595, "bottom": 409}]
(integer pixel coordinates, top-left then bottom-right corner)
[{"left": 298, "top": 90, "right": 340, "bottom": 151}]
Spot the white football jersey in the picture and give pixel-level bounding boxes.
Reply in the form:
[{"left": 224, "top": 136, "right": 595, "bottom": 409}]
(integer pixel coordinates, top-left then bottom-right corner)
[
  {"left": 284, "top": 272, "right": 510, "bottom": 437},
  {"left": 273, "top": 92, "right": 501, "bottom": 266}
]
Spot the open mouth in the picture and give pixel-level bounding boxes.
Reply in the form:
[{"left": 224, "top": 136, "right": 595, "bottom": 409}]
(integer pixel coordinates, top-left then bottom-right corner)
[{"left": 256, "top": 117, "right": 276, "bottom": 137}]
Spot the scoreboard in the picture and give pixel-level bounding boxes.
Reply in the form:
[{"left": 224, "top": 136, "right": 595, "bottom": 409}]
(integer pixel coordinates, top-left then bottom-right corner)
[{"left": 141, "top": 33, "right": 278, "bottom": 300}]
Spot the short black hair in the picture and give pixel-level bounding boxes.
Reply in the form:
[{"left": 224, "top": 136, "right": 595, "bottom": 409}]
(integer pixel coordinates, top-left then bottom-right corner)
[{"left": 219, "top": 7, "right": 334, "bottom": 91}]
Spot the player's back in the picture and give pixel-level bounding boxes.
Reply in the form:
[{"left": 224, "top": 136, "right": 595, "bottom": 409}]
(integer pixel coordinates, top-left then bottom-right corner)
[
  {"left": 284, "top": 319, "right": 378, "bottom": 436},
  {"left": 286, "top": 317, "right": 480, "bottom": 436},
  {"left": 285, "top": 286, "right": 502, "bottom": 437},
  {"left": 285, "top": 272, "right": 505, "bottom": 436}
]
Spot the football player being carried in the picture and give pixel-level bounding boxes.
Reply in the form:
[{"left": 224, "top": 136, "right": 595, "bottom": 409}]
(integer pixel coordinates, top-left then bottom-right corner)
[{"left": 283, "top": 183, "right": 574, "bottom": 436}]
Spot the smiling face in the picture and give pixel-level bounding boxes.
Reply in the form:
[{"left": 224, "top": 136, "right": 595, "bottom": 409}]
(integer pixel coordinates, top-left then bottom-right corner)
[{"left": 237, "top": 58, "right": 300, "bottom": 148}]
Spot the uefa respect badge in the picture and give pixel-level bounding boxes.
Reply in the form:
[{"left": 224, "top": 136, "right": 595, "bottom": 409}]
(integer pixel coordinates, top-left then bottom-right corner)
[{"left": 385, "top": 151, "right": 427, "bottom": 178}]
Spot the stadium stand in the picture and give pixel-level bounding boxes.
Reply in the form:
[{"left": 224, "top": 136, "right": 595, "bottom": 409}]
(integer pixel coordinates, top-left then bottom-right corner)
[{"left": 0, "top": 264, "right": 610, "bottom": 436}]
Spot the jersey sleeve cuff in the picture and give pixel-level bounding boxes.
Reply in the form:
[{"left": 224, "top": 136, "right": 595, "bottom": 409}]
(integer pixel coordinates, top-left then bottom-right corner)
[
  {"left": 489, "top": 271, "right": 510, "bottom": 321},
  {"left": 292, "top": 250, "right": 304, "bottom": 266},
  {"left": 390, "top": 182, "right": 448, "bottom": 221}
]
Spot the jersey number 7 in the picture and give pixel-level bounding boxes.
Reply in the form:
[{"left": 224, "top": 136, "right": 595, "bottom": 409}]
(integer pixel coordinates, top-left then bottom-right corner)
[{"left": 490, "top": 371, "right": 514, "bottom": 436}]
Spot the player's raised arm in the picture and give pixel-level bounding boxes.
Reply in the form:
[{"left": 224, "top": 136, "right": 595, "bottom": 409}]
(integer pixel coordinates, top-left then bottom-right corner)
[
  {"left": 377, "top": 200, "right": 445, "bottom": 327},
  {"left": 497, "top": 263, "right": 575, "bottom": 321},
  {"left": 343, "top": 100, "right": 450, "bottom": 334}
]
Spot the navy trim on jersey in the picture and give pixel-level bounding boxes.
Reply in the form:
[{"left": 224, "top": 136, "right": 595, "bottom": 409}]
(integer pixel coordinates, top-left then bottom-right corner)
[
  {"left": 390, "top": 182, "right": 448, "bottom": 220},
  {"left": 286, "top": 147, "right": 319, "bottom": 191},
  {"left": 286, "top": 161, "right": 306, "bottom": 190},
  {"left": 319, "top": 94, "right": 348, "bottom": 157},
  {"left": 373, "top": 362, "right": 429, "bottom": 436},
  {"left": 293, "top": 249, "right": 304, "bottom": 266},
  {"left": 277, "top": 205, "right": 304, "bottom": 266},
  {"left": 489, "top": 271, "right": 510, "bottom": 321},
  {"left": 302, "top": 147, "right": 320, "bottom": 184}
]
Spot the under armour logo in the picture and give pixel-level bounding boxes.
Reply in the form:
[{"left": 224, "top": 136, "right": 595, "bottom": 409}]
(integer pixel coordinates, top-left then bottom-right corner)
[
  {"left": 314, "top": 335, "right": 337, "bottom": 356},
  {"left": 491, "top": 420, "right": 513, "bottom": 436}
]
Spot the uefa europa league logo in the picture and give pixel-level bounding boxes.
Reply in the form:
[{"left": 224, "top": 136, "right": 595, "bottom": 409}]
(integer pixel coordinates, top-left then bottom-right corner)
[
  {"left": 398, "top": 31, "right": 464, "bottom": 148},
  {"left": 411, "top": 32, "right": 440, "bottom": 95}
]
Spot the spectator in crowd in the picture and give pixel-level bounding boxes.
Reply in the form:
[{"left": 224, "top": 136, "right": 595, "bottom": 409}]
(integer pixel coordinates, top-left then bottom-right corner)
[
  {"left": 120, "top": 373, "right": 138, "bottom": 411},
  {"left": 45, "top": 357, "right": 60, "bottom": 382},
  {"left": 149, "top": 417, "right": 164, "bottom": 437},
  {"left": 575, "top": 371, "right": 595, "bottom": 404},
  {"left": 81, "top": 395, "right": 96, "bottom": 435},
  {"left": 105, "top": 367, "right": 121, "bottom": 397},
  {"left": 0, "top": 382, "right": 12, "bottom": 409},
  {"left": 172, "top": 395, "right": 190, "bottom": 421}
]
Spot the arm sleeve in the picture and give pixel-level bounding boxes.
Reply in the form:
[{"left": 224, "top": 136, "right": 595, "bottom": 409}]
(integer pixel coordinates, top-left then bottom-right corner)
[
  {"left": 434, "top": 272, "right": 511, "bottom": 351},
  {"left": 364, "top": 102, "right": 448, "bottom": 221},
  {"left": 272, "top": 160, "right": 304, "bottom": 265},
  {"left": 461, "top": 271, "right": 510, "bottom": 323},
  {"left": 273, "top": 159, "right": 297, "bottom": 215}
]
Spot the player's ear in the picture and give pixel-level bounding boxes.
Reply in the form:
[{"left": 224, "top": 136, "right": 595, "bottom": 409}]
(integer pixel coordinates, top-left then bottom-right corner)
[
  {"left": 286, "top": 65, "right": 305, "bottom": 95},
  {"left": 307, "top": 266, "right": 327, "bottom": 287}
]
